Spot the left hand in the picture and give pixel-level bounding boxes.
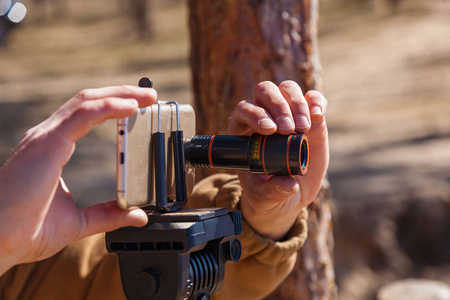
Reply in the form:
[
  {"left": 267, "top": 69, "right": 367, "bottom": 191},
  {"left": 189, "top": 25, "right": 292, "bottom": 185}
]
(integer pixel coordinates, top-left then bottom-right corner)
[{"left": 228, "top": 80, "right": 329, "bottom": 240}]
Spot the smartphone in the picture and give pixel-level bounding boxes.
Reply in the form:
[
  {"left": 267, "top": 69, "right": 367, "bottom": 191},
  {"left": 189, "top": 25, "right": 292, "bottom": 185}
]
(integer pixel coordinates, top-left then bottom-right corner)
[{"left": 117, "top": 103, "right": 196, "bottom": 210}]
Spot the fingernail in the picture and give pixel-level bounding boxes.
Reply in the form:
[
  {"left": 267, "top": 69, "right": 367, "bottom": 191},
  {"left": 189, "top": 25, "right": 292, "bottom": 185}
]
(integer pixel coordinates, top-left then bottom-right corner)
[
  {"left": 294, "top": 115, "right": 309, "bottom": 130},
  {"left": 276, "top": 116, "right": 294, "bottom": 131},
  {"left": 129, "top": 209, "right": 148, "bottom": 224},
  {"left": 259, "top": 118, "right": 276, "bottom": 129},
  {"left": 311, "top": 106, "right": 322, "bottom": 115}
]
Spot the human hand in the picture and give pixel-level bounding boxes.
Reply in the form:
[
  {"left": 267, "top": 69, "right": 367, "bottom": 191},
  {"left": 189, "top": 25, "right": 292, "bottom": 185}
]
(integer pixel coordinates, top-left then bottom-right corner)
[
  {"left": 0, "top": 86, "right": 157, "bottom": 275},
  {"left": 228, "top": 81, "right": 329, "bottom": 240}
]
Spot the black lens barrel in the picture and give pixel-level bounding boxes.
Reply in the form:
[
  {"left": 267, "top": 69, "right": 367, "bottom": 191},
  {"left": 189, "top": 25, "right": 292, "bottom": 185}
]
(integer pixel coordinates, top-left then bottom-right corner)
[{"left": 184, "top": 133, "right": 309, "bottom": 176}]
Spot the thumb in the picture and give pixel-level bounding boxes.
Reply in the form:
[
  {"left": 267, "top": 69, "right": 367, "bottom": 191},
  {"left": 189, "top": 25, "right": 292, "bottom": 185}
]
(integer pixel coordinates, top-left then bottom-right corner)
[{"left": 75, "top": 201, "right": 148, "bottom": 241}]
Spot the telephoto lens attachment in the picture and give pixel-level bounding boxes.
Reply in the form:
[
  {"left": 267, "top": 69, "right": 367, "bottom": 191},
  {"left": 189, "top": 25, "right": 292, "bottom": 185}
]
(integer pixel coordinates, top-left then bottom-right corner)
[{"left": 184, "top": 133, "right": 309, "bottom": 176}]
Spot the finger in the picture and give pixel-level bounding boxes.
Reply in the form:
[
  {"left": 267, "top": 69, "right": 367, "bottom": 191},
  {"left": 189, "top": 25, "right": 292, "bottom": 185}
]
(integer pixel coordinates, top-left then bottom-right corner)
[
  {"left": 278, "top": 81, "right": 311, "bottom": 133},
  {"left": 75, "top": 201, "right": 148, "bottom": 241},
  {"left": 228, "top": 100, "right": 277, "bottom": 135},
  {"left": 55, "top": 97, "right": 142, "bottom": 143},
  {"left": 253, "top": 81, "right": 295, "bottom": 134},
  {"left": 75, "top": 85, "right": 157, "bottom": 108},
  {"left": 304, "top": 90, "right": 328, "bottom": 125}
]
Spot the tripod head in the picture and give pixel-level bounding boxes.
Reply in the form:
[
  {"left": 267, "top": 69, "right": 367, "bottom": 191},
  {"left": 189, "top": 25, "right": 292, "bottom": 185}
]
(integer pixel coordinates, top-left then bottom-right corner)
[{"left": 106, "top": 208, "right": 242, "bottom": 300}]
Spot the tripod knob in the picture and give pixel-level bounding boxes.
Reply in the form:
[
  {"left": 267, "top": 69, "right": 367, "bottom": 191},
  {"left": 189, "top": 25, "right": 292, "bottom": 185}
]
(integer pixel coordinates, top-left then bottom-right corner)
[
  {"left": 223, "top": 238, "right": 242, "bottom": 262},
  {"left": 135, "top": 269, "right": 162, "bottom": 297}
]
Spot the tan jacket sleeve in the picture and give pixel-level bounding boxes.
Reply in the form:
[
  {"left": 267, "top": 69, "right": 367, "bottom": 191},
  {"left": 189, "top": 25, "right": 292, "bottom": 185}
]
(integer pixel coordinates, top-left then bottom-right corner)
[
  {"left": 188, "top": 174, "right": 308, "bottom": 300},
  {"left": 0, "top": 174, "right": 308, "bottom": 300},
  {"left": 0, "top": 234, "right": 125, "bottom": 300}
]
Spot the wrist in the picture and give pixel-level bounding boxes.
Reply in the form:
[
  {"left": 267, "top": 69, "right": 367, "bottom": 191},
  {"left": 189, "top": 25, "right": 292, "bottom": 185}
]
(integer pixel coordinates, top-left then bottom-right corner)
[{"left": 240, "top": 195, "right": 301, "bottom": 241}]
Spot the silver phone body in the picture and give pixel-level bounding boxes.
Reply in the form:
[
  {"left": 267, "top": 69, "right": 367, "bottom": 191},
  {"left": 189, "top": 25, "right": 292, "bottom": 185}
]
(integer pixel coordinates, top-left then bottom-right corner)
[{"left": 117, "top": 104, "right": 196, "bottom": 209}]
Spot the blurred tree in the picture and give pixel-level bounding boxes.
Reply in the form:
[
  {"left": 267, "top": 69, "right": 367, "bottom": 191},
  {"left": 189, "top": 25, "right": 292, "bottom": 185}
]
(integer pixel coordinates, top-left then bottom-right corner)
[
  {"left": 121, "top": 0, "right": 152, "bottom": 39},
  {"left": 32, "top": 0, "right": 67, "bottom": 20},
  {"left": 188, "top": 0, "right": 337, "bottom": 299}
]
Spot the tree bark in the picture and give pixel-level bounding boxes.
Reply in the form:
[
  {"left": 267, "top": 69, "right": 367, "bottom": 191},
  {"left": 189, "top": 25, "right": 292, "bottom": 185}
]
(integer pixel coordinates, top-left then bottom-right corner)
[{"left": 188, "top": 0, "right": 336, "bottom": 299}]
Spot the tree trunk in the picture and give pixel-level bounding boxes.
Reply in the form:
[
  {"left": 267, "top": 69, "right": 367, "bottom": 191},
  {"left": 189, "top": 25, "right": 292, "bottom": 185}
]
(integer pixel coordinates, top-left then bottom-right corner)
[{"left": 188, "top": 0, "right": 336, "bottom": 299}]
